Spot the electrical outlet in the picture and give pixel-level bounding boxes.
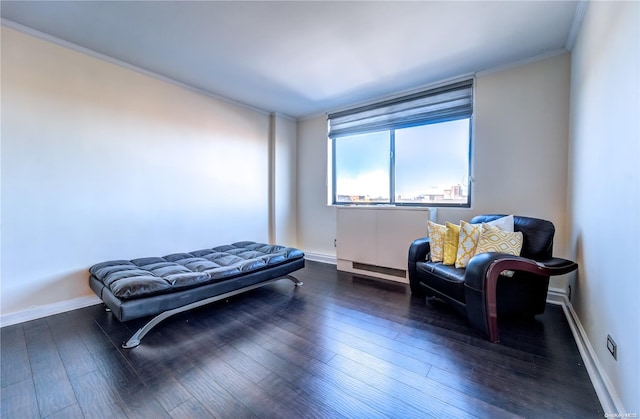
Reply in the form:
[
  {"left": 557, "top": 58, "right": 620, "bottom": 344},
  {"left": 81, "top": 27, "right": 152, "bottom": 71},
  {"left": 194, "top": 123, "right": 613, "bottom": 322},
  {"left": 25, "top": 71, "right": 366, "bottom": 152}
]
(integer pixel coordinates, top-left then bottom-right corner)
[{"left": 607, "top": 335, "right": 617, "bottom": 360}]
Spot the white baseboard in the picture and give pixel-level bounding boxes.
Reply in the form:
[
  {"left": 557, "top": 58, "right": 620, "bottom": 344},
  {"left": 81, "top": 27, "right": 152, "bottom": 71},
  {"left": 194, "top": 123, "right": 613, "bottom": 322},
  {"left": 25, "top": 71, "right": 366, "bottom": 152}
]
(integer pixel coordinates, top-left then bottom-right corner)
[
  {"left": 556, "top": 294, "right": 626, "bottom": 414},
  {"left": 303, "top": 251, "right": 336, "bottom": 265},
  {"left": 546, "top": 286, "right": 567, "bottom": 305},
  {"left": 0, "top": 295, "right": 102, "bottom": 328}
]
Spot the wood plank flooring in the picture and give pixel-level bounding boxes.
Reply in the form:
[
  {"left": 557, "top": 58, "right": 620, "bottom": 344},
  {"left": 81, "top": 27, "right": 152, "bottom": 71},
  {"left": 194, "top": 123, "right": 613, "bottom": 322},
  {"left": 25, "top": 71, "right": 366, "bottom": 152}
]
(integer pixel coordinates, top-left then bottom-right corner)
[{"left": 1, "top": 260, "right": 602, "bottom": 418}]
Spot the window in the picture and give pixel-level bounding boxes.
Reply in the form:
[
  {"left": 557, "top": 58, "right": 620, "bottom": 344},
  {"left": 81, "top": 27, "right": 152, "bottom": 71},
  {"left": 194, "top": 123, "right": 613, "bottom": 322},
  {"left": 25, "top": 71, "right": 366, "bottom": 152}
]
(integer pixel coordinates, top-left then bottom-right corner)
[
  {"left": 334, "top": 131, "right": 390, "bottom": 203},
  {"left": 329, "top": 79, "right": 473, "bottom": 207}
]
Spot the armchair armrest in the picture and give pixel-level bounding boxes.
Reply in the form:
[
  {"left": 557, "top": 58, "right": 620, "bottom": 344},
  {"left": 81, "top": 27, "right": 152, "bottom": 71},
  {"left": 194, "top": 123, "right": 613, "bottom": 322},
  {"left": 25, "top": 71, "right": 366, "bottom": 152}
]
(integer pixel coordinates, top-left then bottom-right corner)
[
  {"left": 408, "top": 237, "right": 431, "bottom": 263},
  {"left": 465, "top": 253, "right": 578, "bottom": 290},
  {"left": 533, "top": 257, "right": 580, "bottom": 276},
  {"left": 465, "top": 252, "right": 578, "bottom": 343}
]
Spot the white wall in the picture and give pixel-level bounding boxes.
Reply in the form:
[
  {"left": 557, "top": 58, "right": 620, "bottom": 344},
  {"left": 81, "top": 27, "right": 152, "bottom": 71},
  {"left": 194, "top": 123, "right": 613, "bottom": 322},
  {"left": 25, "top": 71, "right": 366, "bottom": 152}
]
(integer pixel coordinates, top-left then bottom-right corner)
[
  {"left": 472, "top": 54, "right": 571, "bottom": 258},
  {"left": 1, "top": 26, "right": 272, "bottom": 318},
  {"left": 297, "top": 54, "right": 573, "bottom": 291},
  {"left": 297, "top": 115, "right": 336, "bottom": 257},
  {"left": 272, "top": 113, "right": 298, "bottom": 247},
  {"left": 568, "top": 1, "right": 640, "bottom": 413}
]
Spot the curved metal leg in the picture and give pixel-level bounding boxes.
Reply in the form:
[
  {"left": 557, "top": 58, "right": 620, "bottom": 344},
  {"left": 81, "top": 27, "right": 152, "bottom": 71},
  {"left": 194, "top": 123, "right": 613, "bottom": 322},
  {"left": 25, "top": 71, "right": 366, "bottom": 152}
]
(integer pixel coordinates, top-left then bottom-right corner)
[
  {"left": 123, "top": 310, "right": 174, "bottom": 349},
  {"left": 121, "top": 274, "right": 303, "bottom": 348},
  {"left": 284, "top": 274, "right": 303, "bottom": 286}
]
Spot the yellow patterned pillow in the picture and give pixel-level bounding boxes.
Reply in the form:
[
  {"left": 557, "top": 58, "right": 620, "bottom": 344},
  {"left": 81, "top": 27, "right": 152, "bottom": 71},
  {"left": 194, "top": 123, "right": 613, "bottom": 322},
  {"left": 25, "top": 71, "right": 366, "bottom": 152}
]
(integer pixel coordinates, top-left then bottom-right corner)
[
  {"left": 474, "top": 223, "right": 523, "bottom": 256},
  {"left": 455, "top": 221, "right": 482, "bottom": 268},
  {"left": 427, "top": 221, "right": 446, "bottom": 262},
  {"left": 443, "top": 222, "right": 460, "bottom": 265},
  {"left": 474, "top": 223, "right": 523, "bottom": 277}
]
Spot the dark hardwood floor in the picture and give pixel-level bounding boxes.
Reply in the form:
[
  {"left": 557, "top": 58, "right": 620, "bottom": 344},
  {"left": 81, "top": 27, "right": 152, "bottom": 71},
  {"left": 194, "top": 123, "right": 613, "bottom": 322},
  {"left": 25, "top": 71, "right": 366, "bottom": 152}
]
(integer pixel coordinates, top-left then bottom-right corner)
[{"left": 1, "top": 260, "right": 602, "bottom": 418}]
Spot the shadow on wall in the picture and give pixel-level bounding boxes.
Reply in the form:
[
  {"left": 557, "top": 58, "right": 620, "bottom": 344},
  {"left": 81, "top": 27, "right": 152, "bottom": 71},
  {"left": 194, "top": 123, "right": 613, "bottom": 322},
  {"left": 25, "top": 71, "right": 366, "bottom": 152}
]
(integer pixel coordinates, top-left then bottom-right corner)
[
  {"left": 2, "top": 269, "right": 95, "bottom": 318},
  {"left": 568, "top": 231, "right": 583, "bottom": 303}
]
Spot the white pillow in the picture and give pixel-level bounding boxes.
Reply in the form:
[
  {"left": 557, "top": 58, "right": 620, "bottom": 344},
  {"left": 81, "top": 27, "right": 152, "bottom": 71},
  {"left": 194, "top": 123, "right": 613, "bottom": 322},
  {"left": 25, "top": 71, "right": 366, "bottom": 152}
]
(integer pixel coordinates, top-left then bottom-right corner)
[{"left": 487, "top": 215, "right": 514, "bottom": 232}]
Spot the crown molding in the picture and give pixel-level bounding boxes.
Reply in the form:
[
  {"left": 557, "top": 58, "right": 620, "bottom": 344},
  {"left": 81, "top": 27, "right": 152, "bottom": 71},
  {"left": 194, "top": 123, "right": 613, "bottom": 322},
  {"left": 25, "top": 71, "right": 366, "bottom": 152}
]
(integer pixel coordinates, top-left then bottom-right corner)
[
  {"left": 1, "top": 19, "right": 271, "bottom": 116},
  {"left": 271, "top": 111, "right": 297, "bottom": 122},
  {"left": 475, "top": 48, "right": 568, "bottom": 78},
  {"left": 566, "top": 0, "right": 590, "bottom": 51}
]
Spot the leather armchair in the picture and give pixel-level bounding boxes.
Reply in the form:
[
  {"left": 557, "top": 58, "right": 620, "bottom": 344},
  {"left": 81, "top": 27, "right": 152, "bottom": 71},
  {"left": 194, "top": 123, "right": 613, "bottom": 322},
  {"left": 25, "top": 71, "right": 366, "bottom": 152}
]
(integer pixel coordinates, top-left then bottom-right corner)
[{"left": 408, "top": 214, "right": 577, "bottom": 342}]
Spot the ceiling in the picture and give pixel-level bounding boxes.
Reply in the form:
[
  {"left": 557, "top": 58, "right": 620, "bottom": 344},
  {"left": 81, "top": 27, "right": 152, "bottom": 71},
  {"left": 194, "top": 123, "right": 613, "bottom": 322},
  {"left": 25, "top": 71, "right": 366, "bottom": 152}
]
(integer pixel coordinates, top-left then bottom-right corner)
[{"left": 1, "top": 1, "right": 580, "bottom": 118}]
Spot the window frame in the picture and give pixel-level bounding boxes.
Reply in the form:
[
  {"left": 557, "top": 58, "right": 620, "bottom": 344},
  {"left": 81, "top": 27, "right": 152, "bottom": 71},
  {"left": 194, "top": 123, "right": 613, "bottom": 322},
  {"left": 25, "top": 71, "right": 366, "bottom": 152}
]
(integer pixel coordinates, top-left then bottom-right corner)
[{"left": 330, "top": 116, "right": 473, "bottom": 208}]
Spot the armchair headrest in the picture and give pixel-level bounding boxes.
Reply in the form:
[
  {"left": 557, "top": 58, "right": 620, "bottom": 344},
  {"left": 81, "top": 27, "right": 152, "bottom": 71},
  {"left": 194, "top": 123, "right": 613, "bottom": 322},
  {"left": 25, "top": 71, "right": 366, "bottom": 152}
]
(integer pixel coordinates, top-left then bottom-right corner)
[{"left": 471, "top": 214, "right": 555, "bottom": 260}]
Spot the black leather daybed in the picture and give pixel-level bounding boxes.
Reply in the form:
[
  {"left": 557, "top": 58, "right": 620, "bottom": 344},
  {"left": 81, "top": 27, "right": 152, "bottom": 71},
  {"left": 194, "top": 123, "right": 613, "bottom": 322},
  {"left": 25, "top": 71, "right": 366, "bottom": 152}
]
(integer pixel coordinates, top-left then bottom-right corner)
[{"left": 89, "top": 241, "right": 304, "bottom": 348}]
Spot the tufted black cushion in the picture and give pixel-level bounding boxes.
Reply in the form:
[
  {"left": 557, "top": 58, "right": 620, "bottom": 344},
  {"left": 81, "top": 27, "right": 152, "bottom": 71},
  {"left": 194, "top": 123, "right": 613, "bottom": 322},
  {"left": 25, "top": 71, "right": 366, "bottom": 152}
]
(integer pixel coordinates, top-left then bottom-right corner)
[{"left": 90, "top": 241, "right": 304, "bottom": 300}]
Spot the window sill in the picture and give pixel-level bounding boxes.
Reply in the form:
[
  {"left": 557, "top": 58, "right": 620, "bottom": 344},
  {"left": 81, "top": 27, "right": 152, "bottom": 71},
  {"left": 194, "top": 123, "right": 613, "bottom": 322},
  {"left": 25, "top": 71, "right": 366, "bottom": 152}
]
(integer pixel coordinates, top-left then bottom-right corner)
[{"left": 331, "top": 205, "right": 432, "bottom": 211}]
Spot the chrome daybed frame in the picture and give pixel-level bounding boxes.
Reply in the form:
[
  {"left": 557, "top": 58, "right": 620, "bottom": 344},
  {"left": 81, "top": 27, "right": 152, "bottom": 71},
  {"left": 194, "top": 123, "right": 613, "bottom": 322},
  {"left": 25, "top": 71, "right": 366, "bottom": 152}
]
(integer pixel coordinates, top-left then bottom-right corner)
[{"left": 89, "top": 242, "right": 304, "bottom": 348}]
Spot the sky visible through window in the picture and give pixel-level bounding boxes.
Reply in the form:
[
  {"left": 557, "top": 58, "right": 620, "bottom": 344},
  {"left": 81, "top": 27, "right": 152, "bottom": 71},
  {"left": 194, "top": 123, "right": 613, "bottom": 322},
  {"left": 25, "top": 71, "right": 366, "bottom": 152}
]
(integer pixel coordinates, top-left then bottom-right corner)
[
  {"left": 335, "top": 119, "right": 469, "bottom": 204},
  {"left": 335, "top": 131, "right": 390, "bottom": 201}
]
